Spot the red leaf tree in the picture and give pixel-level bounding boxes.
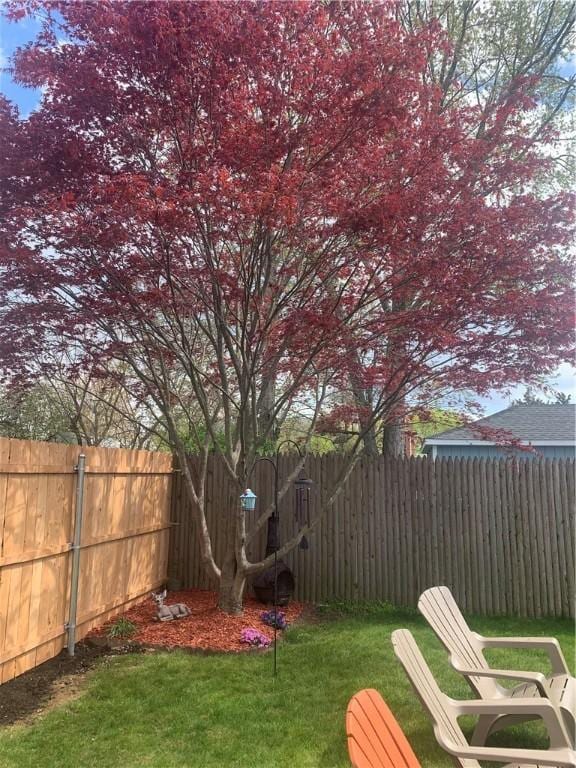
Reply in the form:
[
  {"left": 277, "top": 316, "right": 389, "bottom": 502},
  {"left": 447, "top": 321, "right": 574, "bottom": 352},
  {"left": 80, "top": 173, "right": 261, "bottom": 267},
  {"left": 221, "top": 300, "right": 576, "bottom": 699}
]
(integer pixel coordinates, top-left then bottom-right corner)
[{"left": 0, "top": 1, "right": 573, "bottom": 612}]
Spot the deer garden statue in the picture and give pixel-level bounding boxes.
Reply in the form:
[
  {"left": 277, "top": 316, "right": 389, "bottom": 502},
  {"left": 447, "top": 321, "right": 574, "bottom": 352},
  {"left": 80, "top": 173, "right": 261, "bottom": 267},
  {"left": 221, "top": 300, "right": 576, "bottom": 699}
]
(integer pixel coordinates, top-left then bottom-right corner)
[{"left": 152, "top": 589, "right": 191, "bottom": 622}]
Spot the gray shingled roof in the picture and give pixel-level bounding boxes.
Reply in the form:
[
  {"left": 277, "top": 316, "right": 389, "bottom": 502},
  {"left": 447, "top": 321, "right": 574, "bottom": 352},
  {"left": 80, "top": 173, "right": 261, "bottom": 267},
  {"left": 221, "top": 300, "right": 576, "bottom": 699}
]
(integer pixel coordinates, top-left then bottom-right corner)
[{"left": 427, "top": 404, "right": 576, "bottom": 443}]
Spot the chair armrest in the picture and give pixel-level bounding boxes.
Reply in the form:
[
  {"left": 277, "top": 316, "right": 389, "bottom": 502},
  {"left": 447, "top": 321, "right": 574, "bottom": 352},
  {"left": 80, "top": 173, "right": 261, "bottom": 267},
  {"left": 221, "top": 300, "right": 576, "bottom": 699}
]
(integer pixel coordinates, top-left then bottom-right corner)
[
  {"left": 451, "top": 658, "right": 549, "bottom": 696},
  {"left": 473, "top": 633, "right": 571, "bottom": 676},
  {"left": 451, "top": 698, "right": 572, "bottom": 748},
  {"left": 438, "top": 730, "right": 576, "bottom": 768}
]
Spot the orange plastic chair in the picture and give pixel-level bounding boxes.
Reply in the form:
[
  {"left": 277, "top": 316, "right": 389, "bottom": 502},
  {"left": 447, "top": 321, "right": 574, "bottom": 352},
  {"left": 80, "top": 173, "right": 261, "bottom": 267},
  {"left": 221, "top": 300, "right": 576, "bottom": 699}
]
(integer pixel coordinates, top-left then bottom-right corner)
[{"left": 346, "top": 688, "right": 421, "bottom": 768}]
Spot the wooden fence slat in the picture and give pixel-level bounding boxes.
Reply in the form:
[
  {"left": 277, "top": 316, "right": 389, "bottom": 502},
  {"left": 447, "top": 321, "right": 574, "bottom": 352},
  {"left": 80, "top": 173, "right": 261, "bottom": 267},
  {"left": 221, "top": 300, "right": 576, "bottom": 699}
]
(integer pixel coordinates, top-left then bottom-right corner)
[
  {"left": 400, "top": 457, "right": 412, "bottom": 606},
  {"left": 319, "top": 460, "right": 328, "bottom": 601},
  {"left": 484, "top": 459, "right": 501, "bottom": 614},
  {"left": 517, "top": 460, "right": 533, "bottom": 617},
  {"left": 504, "top": 460, "right": 519, "bottom": 615},
  {"left": 529, "top": 459, "right": 544, "bottom": 616},
  {"left": 537, "top": 460, "right": 555, "bottom": 616},
  {"left": 382, "top": 458, "right": 393, "bottom": 605},
  {"left": 428, "top": 456, "right": 439, "bottom": 587},
  {"left": 441, "top": 458, "right": 454, "bottom": 600},
  {"left": 378, "top": 458, "right": 388, "bottom": 603},
  {"left": 560, "top": 460, "right": 575, "bottom": 609},
  {"left": 413, "top": 457, "right": 423, "bottom": 601},
  {"left": 457, "top": 456, "right": 468, "bottom": 606},
  {"left": 475, "top": 458, "right": 487, "bottom": 615}
]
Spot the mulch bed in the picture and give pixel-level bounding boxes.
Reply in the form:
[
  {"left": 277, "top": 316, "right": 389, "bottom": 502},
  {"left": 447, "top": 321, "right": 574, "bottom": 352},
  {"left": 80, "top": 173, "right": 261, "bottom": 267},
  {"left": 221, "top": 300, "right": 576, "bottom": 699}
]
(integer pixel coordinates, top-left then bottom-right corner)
[
  {"left": 88, "top": 589, "right": 306, "bottom": 653},
  {"left": 0, "top": 591, "right": 306, "bottom": 727}
]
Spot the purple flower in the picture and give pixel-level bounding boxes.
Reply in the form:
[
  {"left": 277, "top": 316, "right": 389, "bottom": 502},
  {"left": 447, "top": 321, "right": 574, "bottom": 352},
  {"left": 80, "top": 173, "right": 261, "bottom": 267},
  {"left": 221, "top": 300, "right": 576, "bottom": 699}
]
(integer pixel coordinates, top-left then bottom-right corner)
[
  {"left": 261, "top": 610, "right": 288, "bottom": 630},
  {"left": 240, "top": 628, "right": 271, "bottom": 648}
]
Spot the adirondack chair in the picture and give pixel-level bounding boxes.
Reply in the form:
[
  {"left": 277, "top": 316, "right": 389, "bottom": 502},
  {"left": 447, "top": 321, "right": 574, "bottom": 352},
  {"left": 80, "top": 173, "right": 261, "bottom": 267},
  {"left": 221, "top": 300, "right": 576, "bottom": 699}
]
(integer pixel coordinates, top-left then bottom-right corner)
[
  {"left": 391, "top": 629, "right": 576, "bottom": 768},
  {"left": 346, "top": 689, "right": 421, "bottom": 768},
  {"left": 418, "top": 586, "right": 574, "bottom": 745}
]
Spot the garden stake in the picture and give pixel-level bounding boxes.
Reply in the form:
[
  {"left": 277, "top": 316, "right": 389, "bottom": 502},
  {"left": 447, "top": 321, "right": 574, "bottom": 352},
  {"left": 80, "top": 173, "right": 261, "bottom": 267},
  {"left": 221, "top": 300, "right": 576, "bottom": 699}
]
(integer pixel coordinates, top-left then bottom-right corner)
[{"left": 274, "top": 544, "right": 277, "bottom": 678}]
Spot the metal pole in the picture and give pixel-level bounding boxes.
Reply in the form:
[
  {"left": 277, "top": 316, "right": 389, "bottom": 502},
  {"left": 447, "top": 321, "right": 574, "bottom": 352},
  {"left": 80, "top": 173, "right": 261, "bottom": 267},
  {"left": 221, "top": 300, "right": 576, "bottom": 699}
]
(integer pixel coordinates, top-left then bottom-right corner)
[
  {"left": 273, "top": 459, "right": 278, "bottom": 678},
  {"left": 67, "top": 453, "right": 86, "bottom": 656},
  {"left": 252, "top": 447, "right": 305, "bottom": 678}
]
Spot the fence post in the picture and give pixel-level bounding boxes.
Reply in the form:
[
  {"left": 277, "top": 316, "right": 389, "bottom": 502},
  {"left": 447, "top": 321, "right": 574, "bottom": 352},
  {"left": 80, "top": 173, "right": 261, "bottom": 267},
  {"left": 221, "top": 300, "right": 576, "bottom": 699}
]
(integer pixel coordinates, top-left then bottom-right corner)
[{"left": 67, "top": 453, "right": 86, "bottom": 656}]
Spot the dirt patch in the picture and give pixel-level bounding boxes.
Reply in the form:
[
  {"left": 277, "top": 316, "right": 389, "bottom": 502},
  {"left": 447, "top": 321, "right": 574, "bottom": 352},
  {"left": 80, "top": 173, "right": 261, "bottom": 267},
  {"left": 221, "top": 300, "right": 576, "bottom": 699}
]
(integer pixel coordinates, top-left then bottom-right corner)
[
  {"left": 89, "top": 589, "right": 306, "bottom": 653},
  {"left": 0, "top": 643, "right": 137, "bottom": 727}
]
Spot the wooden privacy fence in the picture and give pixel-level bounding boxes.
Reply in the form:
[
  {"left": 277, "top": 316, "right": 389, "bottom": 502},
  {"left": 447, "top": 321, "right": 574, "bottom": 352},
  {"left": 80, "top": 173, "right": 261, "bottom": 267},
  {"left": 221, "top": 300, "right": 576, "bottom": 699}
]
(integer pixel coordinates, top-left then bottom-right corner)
[
  {"left": 0, "top": 438, "right": 172, "bottom": 684},
  {"left": 170, "top": 455, "right": 575, "bottom": 619}
]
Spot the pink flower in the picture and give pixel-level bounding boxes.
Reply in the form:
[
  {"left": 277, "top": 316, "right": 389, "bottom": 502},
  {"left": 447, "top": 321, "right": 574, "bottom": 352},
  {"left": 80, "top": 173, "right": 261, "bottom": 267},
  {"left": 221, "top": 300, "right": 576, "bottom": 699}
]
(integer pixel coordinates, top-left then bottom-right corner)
[{"left": 240, "top": 628, "right": 271, "bottom": 648}]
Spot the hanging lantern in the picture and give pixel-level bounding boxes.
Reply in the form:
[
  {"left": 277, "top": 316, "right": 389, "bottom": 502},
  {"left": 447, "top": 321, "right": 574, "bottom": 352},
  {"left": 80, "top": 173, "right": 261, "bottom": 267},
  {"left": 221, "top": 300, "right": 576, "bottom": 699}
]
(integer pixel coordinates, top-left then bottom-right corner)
[{"left": 240, "top": 488, "right": 257, "bottom": 512}]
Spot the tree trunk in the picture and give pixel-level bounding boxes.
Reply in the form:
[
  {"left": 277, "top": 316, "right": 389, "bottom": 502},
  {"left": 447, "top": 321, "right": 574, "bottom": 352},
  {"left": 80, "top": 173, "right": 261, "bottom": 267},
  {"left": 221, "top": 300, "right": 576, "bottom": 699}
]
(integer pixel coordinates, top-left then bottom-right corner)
[
  {"left": 347, "top": 365, "right": 378, "bottom": 456},
  {"left": 382, "top": 421, "right": 405, "bottom": 457},
  {"left": 218, "top": 561, "right": 246, "bottom": 615},
  {"left": 218, "top": 499, "right": 248, "bottom": 615},
  {"left": 361, "top": 424, "right": 379, "bottom": 456},
  {"left": 257, "top": 371, "right": 278, "bottom": 443}
]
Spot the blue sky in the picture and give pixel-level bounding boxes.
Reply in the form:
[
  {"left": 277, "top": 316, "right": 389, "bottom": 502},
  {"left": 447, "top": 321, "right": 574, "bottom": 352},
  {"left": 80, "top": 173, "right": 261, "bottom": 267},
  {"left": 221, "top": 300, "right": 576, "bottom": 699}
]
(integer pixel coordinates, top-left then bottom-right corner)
[
  {"left": 1, "top": 14, "right": 573, "bottom": 415},
  {"left": 0, "top": 12, "right": 43, "bottom": 117}
]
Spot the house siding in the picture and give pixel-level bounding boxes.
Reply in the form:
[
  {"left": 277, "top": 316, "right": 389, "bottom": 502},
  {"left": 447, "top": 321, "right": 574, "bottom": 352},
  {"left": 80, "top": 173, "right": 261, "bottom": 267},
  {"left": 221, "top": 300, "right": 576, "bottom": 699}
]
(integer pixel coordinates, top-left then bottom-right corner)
[{"left": 427, "top": 444, "right": 575, "bottom": 460}]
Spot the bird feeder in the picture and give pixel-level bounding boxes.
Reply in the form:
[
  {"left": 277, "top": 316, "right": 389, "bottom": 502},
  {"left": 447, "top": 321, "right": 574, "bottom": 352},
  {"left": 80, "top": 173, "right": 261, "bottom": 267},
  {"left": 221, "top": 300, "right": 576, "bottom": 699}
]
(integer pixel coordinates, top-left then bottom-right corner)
[{"left": 240, "top": 488, "right": 257, "bottom": 512}]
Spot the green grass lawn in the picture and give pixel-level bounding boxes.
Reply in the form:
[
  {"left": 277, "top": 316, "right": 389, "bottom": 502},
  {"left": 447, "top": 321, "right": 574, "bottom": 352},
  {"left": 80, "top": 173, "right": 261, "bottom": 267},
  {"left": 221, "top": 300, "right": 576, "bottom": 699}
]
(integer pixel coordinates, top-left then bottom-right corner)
[{"left": 0, "top": 603, "right": 573, "bottom": 768}]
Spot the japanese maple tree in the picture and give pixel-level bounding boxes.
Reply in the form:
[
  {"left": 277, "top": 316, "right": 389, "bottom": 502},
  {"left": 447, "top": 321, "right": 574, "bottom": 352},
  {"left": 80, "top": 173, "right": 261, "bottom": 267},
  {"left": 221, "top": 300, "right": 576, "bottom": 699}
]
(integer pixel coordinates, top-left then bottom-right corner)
[{"left": 0, "top": 1, "right": 573, "bottom": 612}]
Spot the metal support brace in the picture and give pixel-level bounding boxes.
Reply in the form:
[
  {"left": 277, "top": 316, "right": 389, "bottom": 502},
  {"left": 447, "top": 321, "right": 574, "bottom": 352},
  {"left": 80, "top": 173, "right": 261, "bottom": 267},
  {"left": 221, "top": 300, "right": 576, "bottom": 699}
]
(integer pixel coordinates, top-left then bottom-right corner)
[{"left": 67, "top": 454, "right": 86, "bottom": 656}]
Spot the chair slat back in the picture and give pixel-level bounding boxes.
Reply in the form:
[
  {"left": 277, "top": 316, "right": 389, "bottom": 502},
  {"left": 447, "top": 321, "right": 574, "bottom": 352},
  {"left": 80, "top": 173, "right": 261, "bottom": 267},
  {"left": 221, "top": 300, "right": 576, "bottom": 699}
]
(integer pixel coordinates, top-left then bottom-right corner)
[
  {"left": 392, "top": 629, "right": 480, "bottom": 768},
  {"left": 346, "top": 689, "right": 422, "bottom": 768},
  {"left": 418, "top": 586, "right": 498, "bottom": 698}
]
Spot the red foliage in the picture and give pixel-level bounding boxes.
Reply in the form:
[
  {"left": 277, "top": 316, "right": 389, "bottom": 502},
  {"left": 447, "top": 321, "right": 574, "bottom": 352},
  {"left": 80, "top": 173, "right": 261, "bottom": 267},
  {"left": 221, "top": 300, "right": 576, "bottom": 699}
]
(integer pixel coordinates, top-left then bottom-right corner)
[
  {"left": 0, "top": 1, "right": 573, "bottom": 413},
  {"left": 468, "top": 423, "right": 538, "bottom": 454},
  {"left": 89, "top": 590, "right": 305, "bottom": 653}
]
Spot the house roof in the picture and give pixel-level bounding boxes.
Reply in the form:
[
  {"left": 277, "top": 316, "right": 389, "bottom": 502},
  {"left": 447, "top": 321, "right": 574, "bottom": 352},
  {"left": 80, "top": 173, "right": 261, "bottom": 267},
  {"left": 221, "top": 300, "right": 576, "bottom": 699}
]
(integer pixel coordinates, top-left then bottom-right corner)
[{"left": 425, "top": 404, "right": 576, "bottom": 445}]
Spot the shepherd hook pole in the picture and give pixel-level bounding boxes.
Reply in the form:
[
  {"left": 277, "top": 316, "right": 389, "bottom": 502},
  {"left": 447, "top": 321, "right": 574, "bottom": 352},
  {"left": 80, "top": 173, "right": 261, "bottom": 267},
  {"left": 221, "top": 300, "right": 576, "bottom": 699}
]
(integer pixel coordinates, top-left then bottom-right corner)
[
  {"left": 273, "top": 458, "right": 279, "bottom": 678},
  {"left": 249, "top": 440, "right": 303, "bottom": 679}
]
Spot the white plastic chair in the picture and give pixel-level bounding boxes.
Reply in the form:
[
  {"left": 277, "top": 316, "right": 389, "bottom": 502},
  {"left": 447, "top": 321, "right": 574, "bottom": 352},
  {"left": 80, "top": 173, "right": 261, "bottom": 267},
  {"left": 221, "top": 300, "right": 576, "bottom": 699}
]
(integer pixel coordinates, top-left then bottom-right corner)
[
  {"left": 392, "top": 628, "right": 575, "bottom": 768},
  {"left": 418, "top": 586, "right": 574, "bottom": 745}
]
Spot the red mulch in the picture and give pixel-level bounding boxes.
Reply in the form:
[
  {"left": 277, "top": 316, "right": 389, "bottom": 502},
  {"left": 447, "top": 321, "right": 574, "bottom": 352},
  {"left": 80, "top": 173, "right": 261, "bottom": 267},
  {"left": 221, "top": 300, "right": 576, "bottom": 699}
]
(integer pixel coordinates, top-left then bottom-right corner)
[{"left": 89, "top": 589, "right": 306, "bottom": 653}]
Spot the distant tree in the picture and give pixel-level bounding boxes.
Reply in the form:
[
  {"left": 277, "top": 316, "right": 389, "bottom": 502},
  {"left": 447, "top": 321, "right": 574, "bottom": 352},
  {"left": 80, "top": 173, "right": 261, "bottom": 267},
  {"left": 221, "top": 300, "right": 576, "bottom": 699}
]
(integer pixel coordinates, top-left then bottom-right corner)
[
  {"left": 0, "top": 370, "right": 166, "bottom": 448},
  {"left": 0, "top": 384, "right": 73, "bottom": 443},
  {"left": 554, "top": 391, "right": 572, "bottom": 404},
  {"left": 513, "top": 387, "right": 573, "bottom": 405},
  {"left": 409, "top": 408, "right": 464, "bottom": 453},
  {"left": 514, "top": 386, "right": 545, "bottom": 404},
  {"left": 277, "top": 416, "right": 338, "bottom": 456},
  {"left": 349, "top": 0, "right": 576, "bottom": 456},
  {"left": 398, "top": 0, "right": 575, "bottom": 186}
]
